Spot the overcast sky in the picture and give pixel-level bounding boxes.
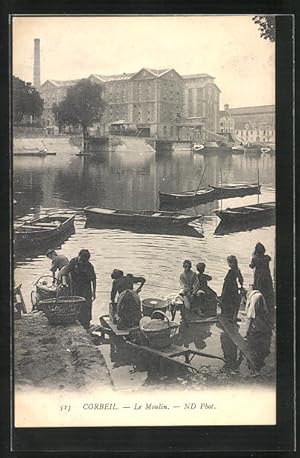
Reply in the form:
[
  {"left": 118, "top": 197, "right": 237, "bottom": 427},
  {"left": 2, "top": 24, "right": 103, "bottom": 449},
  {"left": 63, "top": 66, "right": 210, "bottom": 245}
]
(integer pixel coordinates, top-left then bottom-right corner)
[{"left": 12, "top": 15, "right": 275, "bottom": 108}]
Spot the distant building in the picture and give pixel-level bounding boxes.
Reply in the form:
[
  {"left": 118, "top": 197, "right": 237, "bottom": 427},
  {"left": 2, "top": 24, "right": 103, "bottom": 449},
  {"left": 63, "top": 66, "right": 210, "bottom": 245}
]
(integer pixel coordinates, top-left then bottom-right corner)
[
  {"left": 90, "top": 68, "right": 184, "bottom": 139},
  {"left": 39, "top": 68, "right": 221, "bottom": 140},
  {"left": 235, "top": 126, "right": 275, "bottom": 145},
  {"left": 219, "top": 104, "right": 234, "bottom": 134},
  {"left": 39, "top": 79, "right": 81, "bottom": 127},
  {"left": 182, "top": 74, "right": 221, "bottom": 140},
  {"left": 230, "top": 104, "right": 275, "bottom": 145}
]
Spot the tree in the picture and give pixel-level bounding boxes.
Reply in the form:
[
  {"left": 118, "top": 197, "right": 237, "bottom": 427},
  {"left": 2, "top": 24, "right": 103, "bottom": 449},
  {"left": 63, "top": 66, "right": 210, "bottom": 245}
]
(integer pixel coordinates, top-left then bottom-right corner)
[
  {"left": 53, "top": 79, "right": 105, "bottom": 151},
  {"left": 12, "top": 76, "right": 44, "bottom": 124},
  {"left": 252, "top": 16, "right": 275, "bottom": 42}
]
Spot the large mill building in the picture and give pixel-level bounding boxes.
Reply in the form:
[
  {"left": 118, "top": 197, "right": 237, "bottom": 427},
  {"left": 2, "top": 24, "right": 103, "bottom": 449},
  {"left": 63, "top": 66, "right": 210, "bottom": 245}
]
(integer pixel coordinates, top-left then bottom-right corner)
[{"left": 39, "top": 68, "right": 220, "bottom": 141}]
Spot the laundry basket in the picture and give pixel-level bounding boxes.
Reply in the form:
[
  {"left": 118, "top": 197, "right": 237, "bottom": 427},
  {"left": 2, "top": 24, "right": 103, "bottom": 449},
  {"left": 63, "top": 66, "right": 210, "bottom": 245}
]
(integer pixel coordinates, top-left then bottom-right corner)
[
  {"left": 39, "top": 296, "right": 85, "bottom": 326},
  {"left": 140, "top": 310, "right": 179, "bottom": 349}
]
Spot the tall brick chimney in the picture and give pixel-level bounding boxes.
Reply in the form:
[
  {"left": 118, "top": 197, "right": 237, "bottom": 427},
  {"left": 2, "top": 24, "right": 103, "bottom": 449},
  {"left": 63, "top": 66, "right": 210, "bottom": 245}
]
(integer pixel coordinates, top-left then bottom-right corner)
[{"left": 33, "top": 38, "right": 40, "bottom": 89}]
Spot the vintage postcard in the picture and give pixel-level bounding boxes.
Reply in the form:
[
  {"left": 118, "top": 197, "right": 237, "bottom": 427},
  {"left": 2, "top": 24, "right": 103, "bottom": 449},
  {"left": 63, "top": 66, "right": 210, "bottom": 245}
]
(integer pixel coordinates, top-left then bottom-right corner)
[{"left": 12, "top": 15, "right": 277, "bottom": 429}]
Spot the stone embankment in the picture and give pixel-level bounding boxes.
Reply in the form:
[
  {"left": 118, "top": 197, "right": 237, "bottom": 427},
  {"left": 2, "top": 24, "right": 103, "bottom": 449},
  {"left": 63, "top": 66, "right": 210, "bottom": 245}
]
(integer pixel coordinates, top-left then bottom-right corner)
[{"left": 14, "top": 312, "right": 112, "bottom": 391}]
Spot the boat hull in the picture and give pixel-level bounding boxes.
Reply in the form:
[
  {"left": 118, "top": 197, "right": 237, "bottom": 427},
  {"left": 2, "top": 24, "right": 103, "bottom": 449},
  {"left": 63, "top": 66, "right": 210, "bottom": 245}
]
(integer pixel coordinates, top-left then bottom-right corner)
[
  {"left": 210, "top": 184, "right": 261, "bottom": 199},
  {"left": 214, "top": 202, "right": 275, "bottom": 226},
  {"left": 15, "top": 214, "right": 76, "bottom": 248},
  {"left": 84, "top": 208, "right": 197, "bottom": 228},
  {"left": 14, "top": 151, "right": 47, "bottom": 157},
  {"left": 198, "top": 146, "right": 232, "bottom": 155},
  {"left": 244, "top": 146, "right": 262, "bottom": 155},
  {"left": 159, "top": 189, "right": 216, "bottom": 208}
]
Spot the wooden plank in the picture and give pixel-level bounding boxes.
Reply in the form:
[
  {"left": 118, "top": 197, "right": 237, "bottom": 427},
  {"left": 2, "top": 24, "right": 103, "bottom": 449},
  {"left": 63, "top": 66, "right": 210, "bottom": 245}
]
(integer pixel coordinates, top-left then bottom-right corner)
[
  {"left": 101, "top": 316, "right": 137, "bottom": 336},
  {"left": 218, "top": 315, "right": 256, "bottom": 365},
  {"left": 125, "top": 341, "right": 198, "bottom": 372},
  {"left": 14, "top": 285, "right": 27, "bottom": 314},
  {"left": 186, "top": 316, "right": 219, "bottom": 324}
]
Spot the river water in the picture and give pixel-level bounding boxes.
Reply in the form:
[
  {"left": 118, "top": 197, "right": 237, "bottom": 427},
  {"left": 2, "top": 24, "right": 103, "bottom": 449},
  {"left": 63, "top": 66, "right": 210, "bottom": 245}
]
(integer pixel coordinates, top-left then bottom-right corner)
[{"left": 14, "top": 145, "right": 275, "bottom": 386}]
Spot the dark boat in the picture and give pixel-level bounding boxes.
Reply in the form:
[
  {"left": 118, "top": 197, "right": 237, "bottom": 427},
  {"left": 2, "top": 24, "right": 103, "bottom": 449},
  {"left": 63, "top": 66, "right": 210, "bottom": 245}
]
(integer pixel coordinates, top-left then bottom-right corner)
[
  {"left": 193, "top": 141, "right": 232, "bottom": 155},
  {"left": 159, "top": 188, "right": 216, "bottom": 208},
  {"left": 209, "top": 183, "right": 261, "bottom": 198},
  {"left": 159, "top": 183, "right": 261, "bottom": 210},
  {"left": 214, "top": 202, "right": 275, "bottom": 226},
  {"left": 15, "top": 213, "right": 76, "bottom": 248},
  {"left": 231, "top": 145, "right": 245, "bottom": 154},
  {"left": 84, "top": 207, "right": 202, "bottom": 229},
  {"left": 243, "top": 144, "right": 264, "bottom": 155},
  {"left": 14, "top": 147, "right": 48, "bottom": 157}
]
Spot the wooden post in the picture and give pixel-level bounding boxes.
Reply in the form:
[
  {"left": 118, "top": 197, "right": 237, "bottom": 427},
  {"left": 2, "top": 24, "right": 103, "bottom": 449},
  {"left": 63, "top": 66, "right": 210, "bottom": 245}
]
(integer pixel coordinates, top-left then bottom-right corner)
[{"left": 220, "top": 168, "right": 223, "bottom": 211}]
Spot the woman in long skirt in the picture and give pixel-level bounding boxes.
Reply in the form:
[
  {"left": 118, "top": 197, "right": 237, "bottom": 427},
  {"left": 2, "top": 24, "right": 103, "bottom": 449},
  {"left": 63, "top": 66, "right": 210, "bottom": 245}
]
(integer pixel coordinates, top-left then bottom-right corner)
[
  {"left": 245, "top": 289, "right": 273, "bottom": 374},
  {"left": 249, "top": 242, "right": 274, "bottom": 316},
  {"left": 220, "top": 255, "right": 244, "bottom": 321}
]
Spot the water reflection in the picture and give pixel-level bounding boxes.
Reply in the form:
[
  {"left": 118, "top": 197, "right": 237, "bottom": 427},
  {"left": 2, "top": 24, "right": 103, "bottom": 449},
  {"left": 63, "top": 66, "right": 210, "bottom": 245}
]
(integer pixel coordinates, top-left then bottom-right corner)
[{"left": 14, "top": 149, "right": 275, "bottom": 219}]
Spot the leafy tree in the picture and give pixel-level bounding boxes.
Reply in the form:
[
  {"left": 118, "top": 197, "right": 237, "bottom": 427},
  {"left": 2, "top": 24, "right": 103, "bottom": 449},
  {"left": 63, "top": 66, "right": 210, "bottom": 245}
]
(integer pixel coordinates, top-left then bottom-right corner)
[
  {"left": 12, "top": 76, "right": 44, "bottom": 124},
  {"left": 53, "top": 79, "right": 105, "bottom": 150},
  {"left": 253, "top": 16, "right": 275, "bottom": 42}
]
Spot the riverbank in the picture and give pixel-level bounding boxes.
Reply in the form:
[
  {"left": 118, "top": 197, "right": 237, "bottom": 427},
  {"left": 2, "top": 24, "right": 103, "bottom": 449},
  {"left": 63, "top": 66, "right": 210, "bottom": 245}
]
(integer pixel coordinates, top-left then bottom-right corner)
[{"left": 14, "top": 312, "right": 112, "bottom": 391}]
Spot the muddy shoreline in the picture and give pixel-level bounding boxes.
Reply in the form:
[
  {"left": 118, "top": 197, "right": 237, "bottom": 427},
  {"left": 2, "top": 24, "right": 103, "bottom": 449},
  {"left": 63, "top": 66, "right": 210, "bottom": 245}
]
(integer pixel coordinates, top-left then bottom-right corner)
[{"left": 14, "top": 312, "right": 112, "bottom": 391}]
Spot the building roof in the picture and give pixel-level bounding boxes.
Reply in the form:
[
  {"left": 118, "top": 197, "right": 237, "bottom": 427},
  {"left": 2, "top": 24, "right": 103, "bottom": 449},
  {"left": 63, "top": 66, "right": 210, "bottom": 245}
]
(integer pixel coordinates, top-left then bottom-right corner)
[
  {"left": 90, "top": 73, "right": 135, "bottom": 82},
  {"left": 91, "top": 68, "right": 179, "bottom": 82},
  {"left": 144, "top": 68, "right": 171, "bottom": 77},
  {"left": 182, "top": 73, "right": 214, "bottom": 79},
  {"left": 229, "top": 105, "right": 275, "bottom": 115},
  {"left": 46, "top": 79, "right": 81, "bottom": 87}
]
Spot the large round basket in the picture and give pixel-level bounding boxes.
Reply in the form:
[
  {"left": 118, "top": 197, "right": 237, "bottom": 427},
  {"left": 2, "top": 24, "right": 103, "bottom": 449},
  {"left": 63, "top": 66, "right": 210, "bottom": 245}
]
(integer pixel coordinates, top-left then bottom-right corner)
[
  {"left": 140, "top": 310, "right": 179, "bottom": 349},
  {"left": 142, "top": 298, "right": 168, "bottom": 317},
  {"left": 39, "top": 296, "right": 85, "bottom": 326}
]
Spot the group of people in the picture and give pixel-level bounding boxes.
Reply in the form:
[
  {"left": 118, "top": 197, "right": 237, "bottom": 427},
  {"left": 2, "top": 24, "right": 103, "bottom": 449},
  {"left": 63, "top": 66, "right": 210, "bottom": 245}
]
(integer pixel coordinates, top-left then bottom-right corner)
[
  {"left": 46, "top": 242, "right": 274, "bottom": 355},
  {"left": 46, "top": 249, "right": 146, "bottom": 330},
  {"left": 179, "top": 242, "right": 274, "bottom": 320},
  {"left": 179, "top": 242, "right": 274, "bottom": 373}
]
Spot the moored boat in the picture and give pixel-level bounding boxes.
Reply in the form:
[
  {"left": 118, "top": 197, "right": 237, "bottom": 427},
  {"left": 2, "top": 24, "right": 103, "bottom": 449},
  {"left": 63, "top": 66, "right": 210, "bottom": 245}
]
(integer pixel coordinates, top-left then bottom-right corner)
[
  {"left": 14, "top": 147, "right": 48, "bottom": 157},
  {"left": 231, "top": 145, "right": 245, "bottom": 154},
  {"left": 159, "top": 188, "right": 216, "bottom": 208},
  {"left": 243, "top": 144, "right": 264, "bottom": 155},
  {"left": 192, "top": 143, "right": 205, "bottom": 152},
  {"left": 214, "top": 202, "right": 275, "bottom": 225},
  {"left": 84, "top": 207, "right": 201, "bottom": 227},
  {"left": 209, "top": 183, "right": 261, "bottom": 198},
  {"left": 198, "top": 142, "right": 232, "bottom": 155},
  {"left": 15, "top": 212, "right": 76, "bottom": 247}
]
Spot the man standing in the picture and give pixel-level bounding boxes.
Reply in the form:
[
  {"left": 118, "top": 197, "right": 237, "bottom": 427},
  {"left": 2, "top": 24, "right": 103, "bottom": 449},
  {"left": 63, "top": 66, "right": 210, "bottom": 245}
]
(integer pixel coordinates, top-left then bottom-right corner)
[
  {"left": 62, "top": 249, "right": 96, "bottom": 329},
  {"left": 46, "top": 249, "right": 69, "bottom": 284}
]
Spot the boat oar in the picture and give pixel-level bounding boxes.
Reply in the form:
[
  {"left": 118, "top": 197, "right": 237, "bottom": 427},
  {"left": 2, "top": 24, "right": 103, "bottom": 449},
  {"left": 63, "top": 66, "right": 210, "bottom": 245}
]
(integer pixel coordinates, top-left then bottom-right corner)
[{"left": 193, "top": 163, "right": 208, "bottom": 203}]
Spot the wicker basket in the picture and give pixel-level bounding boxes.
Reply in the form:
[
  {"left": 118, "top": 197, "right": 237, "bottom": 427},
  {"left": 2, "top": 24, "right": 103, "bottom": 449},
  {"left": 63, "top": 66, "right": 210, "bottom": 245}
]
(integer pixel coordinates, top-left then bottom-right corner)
[
  {"left": 36, "top": 275, "right": 58, "bottom": 301},
  {"left": 140, "top": 310, "right": 179, "bottom": 349},
  {"left": 39, "top": 296, "right": 85, "bottom": 326}
]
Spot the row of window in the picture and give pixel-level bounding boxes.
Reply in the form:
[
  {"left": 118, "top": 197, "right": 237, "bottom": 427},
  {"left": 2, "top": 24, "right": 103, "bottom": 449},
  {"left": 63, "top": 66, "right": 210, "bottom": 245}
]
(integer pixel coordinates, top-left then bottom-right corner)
[{"left": 235, "top": 129, "right": 273, "bottom": 135}]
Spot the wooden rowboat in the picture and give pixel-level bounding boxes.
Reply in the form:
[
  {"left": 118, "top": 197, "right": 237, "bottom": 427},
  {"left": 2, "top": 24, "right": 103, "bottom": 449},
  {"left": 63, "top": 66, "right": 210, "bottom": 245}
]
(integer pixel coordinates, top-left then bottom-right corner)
[
  {"left": 214, "top": 201, "right": 275, "bottom": 225},
  {"left": 159, "top": 183, "right": 260, "bottom": 209},
  {"left": 15, "top": 213, "right": 76, "bottom": 247},
  {"left": 84, "top": 207, "right": 202, "bottom": 229},
  {"left": 209, "top": 183, "right": 261, "bottom": 198},
  {"left": 159, "top": 188, "right": 216, "bottom": 208},
  {"left": 14, "top": 147, "right": 48, "bottom": 157},
  {"left": 97, "top": 315, "right": 225, "bottom": 374}
]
